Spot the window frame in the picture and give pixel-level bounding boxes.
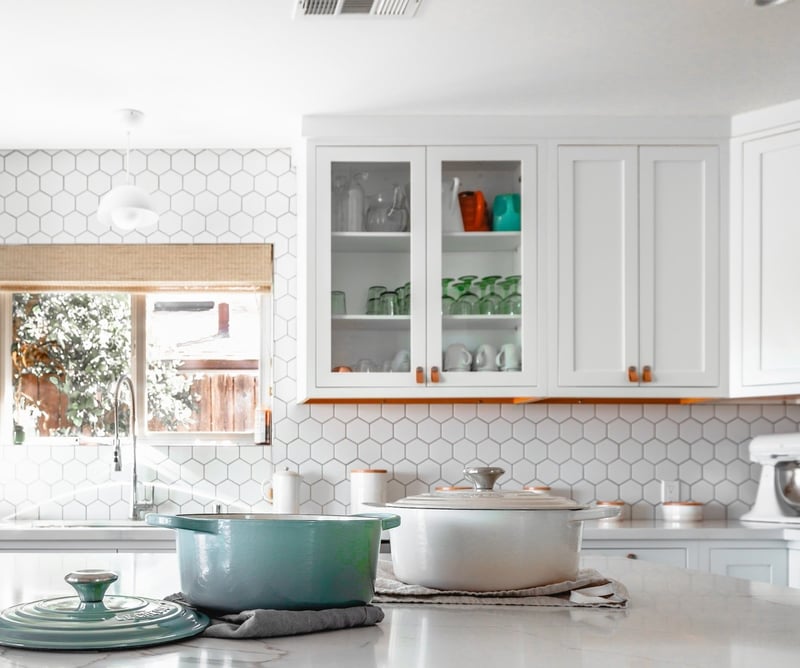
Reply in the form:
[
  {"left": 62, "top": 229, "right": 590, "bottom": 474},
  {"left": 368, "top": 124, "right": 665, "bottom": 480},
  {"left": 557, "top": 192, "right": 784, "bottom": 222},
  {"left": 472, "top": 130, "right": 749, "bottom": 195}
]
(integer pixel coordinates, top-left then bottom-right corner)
[{"left": 0, "top": 290, "right": 272, "bottom": 447}]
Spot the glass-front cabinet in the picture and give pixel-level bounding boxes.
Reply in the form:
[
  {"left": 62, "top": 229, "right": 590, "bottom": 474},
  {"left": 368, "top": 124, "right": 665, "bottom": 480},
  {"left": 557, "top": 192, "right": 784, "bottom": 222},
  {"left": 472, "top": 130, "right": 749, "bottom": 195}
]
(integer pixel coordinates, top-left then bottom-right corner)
[{"left": 299, "top": 142, "right": 543, "bottom": 401}]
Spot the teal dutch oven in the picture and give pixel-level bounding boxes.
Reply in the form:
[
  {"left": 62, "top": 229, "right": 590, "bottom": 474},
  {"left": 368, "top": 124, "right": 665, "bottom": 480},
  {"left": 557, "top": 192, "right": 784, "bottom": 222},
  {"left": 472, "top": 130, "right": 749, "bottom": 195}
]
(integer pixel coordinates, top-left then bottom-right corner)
[{"left": 146, "top": 512, "right": 400, "bottom": 613}]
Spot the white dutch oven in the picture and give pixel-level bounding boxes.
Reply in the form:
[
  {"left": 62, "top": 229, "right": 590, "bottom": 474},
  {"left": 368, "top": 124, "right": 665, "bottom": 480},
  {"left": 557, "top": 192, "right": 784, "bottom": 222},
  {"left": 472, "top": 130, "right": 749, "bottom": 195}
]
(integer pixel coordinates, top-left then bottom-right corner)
[{"left": 383, "top": 467, "right": 619, "bottom": 591}]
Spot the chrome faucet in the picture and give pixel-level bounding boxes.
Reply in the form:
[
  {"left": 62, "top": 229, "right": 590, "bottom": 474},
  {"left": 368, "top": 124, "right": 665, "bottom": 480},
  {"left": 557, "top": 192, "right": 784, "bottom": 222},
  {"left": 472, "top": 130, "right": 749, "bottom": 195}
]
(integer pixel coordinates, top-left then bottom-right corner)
[{"left": 113, "top": 374, "right": 154, "bottom": 520}]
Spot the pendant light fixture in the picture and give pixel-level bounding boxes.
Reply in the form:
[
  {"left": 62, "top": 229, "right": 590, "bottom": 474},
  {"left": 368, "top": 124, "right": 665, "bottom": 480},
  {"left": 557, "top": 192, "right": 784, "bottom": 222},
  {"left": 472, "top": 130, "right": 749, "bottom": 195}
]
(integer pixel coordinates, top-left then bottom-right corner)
[{"left": 97, "top": 109, "right": 158, "bottom": 231}]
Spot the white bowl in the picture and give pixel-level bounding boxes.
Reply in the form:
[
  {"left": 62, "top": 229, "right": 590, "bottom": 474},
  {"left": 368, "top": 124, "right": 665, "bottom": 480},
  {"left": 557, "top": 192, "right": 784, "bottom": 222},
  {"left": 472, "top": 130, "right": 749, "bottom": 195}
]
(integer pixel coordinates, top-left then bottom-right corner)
[{"left": 661, "top": 501, "right": 704, "bottom": 522}]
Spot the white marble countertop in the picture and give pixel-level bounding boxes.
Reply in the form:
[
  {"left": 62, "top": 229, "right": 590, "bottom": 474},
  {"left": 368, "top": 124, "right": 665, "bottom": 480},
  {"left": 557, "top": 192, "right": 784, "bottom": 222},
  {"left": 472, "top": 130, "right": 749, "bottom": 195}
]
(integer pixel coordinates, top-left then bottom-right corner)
[
  {"left": 0, "top": 551, "right": 799, "bottom": 666},
  {"left": 0, "top": 520, "right": 175, "bottom": 546},
  {"left": 583, "top": 518, "right": 800, "bottom": 541},
  {"left": 4, "top": 518, "right": 800, "bottom": 544}
]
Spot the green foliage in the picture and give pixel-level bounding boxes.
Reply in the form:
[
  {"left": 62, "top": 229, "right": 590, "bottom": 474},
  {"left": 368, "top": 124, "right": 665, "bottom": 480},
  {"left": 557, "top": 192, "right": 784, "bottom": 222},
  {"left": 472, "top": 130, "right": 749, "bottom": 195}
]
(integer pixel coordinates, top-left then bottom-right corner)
[{"left": 12, "top": 293, "right": 196, "bottom": 437}]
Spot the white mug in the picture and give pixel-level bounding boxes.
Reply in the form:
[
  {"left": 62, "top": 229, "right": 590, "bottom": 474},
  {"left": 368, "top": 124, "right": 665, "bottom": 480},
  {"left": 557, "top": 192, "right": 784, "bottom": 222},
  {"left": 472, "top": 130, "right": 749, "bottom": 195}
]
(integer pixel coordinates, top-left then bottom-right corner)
[
  {"left": 444, "top": 343, "right": 472, "bottom": 371},
  {"left": 263, "top": 467, "right": 302, "bottom": 514},
  {"left": 391, "top": 349, "right": 411, "bottom": 372},
  {"left": 473, "top": 343, "right": 499, "bottom": 371},
  {"left": 496, "top": 343, "right": 521, "bottom": 371}
]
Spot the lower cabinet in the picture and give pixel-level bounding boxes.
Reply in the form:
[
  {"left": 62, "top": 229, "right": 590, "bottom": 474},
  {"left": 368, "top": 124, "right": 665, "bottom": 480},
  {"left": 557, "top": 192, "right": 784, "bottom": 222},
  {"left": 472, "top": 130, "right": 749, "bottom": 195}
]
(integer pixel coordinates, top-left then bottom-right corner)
[
  {"left": 583, "top": 540, "right": 789, "bottom": 586},
  {"left": 583, "top": 546, "right": 688, "bottom": 569},
  {"left": 707, "top": 548, "right": 788, "bottom": 586}
]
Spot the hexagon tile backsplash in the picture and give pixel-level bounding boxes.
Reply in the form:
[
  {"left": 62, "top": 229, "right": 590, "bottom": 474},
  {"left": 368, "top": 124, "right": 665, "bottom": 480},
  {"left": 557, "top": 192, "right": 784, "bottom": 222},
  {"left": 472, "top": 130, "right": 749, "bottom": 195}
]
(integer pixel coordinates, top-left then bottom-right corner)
[{"left": 1, "top": 148, "right": 798, "bottom": 522}]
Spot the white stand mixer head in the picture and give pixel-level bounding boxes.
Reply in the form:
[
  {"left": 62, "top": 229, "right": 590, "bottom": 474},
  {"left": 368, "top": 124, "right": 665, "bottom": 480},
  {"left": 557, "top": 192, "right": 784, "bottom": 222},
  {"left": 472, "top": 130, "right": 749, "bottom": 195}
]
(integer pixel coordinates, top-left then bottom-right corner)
[{"left": 741, "top": 433, "right": 800, "bottom": 523}]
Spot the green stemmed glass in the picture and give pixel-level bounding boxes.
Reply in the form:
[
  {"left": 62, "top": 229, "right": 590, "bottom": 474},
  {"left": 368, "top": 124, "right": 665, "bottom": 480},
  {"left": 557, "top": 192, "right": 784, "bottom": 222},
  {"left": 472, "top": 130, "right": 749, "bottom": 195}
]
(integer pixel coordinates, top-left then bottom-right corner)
[
  {"left": 500, "top": 275, "right": 522, "bottom": 315},
  {"left": 441, "top": 277, "right": 455, "bottom": 315},
  {"left": 478, "top": 275, "right": 502, "bottom": 315},
  {"left": 449, "top": 281, "right": 474, "bottom": 315},
  {"left": 455, "top": 275, "right": 480, "bottom": 314}
]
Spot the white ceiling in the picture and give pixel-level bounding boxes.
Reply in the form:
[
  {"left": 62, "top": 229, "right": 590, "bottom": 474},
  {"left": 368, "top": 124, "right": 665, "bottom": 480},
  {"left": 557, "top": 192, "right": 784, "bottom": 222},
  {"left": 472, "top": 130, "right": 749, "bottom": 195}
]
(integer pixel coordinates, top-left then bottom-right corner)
[{"left": 1, "top": 0, "right": 799, "bottom": 149}]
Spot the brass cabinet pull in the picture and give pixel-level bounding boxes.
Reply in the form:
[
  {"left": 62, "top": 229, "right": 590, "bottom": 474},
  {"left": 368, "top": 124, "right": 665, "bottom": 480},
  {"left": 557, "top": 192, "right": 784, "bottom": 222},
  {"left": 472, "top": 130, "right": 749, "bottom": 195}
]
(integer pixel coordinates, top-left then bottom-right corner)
[
  {"left": 627, "top": 366, "right": 639, "bottom": 383},
  {"left": 430, "top": 366, "right": 441, "bottom": 383},
  {"left": 415, "top": 366, "right": 424, "bottom": 384},
  {"left": 642, "top": 365, "right": 653, "bottom": 383}
]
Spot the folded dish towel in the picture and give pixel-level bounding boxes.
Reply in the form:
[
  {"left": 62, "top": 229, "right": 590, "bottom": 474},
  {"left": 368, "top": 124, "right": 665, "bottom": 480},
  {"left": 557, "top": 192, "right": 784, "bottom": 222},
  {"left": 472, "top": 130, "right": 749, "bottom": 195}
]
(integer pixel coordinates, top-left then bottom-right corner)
[
  {"left": 373, "top": 558, "right": 628, "bottom": 609},
  {"left": 165, "top": 593, "right": 384, "bottom": 639}
]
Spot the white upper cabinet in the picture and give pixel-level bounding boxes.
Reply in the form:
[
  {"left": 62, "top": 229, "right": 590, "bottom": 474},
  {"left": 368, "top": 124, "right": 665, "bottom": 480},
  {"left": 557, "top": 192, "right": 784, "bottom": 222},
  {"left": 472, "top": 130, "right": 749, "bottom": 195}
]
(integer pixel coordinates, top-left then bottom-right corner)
[
  {"left": 298, "top": 140, "right": 544, "bottom": 402},
  {"left": 553, "top": 144, "right": 720, "bottom": 396},
  {"left": 739, "top": 128, "right": 800, "bottom": 392}
]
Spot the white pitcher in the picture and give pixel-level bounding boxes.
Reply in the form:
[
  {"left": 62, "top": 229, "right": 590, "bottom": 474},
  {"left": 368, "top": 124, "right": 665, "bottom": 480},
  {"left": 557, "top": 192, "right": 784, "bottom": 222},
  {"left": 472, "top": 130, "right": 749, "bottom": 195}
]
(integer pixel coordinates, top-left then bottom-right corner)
[{"left": 441, "top": 177, "right": 463, "bottom": 232}]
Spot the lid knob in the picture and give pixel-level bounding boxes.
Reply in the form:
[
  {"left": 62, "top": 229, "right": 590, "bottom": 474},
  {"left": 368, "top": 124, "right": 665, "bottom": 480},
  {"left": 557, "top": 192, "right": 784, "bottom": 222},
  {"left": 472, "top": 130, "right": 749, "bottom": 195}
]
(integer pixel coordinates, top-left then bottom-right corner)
[
  {"left": 64, "top": 570, "right": 119, "bottom": 603},
  {"left": 463, "top": 466, "right": 505, "bottom": 491}
]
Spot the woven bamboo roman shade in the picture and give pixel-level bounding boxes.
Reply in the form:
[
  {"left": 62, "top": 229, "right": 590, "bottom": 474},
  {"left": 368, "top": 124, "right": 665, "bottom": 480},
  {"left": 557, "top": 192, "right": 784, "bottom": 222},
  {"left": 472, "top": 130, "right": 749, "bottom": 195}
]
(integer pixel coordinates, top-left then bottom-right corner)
[{"left": 0, "top": 244, "right": 272, "bottom": 292}]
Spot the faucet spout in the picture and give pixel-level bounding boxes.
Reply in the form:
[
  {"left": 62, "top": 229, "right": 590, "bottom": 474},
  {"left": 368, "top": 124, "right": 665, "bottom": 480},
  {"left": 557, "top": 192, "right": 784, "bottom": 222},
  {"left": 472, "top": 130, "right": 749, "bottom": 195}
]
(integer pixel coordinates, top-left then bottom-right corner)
[{"left": 113, "top": 374, "right": 154, "bottom": 520}]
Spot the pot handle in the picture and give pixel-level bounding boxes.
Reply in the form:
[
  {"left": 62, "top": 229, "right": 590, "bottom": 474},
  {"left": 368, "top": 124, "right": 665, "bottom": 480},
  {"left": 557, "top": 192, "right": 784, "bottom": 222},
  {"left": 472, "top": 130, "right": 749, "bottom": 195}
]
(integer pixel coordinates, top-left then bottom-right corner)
[
  {"left": 353, "top": 512, "right": 401, "bottom": 531},
  {"left": 568, "top": 506, "right": 621, "bottom": 523},
  {"left": 145, "top": 513, "right": 219, "bottom": 534}
]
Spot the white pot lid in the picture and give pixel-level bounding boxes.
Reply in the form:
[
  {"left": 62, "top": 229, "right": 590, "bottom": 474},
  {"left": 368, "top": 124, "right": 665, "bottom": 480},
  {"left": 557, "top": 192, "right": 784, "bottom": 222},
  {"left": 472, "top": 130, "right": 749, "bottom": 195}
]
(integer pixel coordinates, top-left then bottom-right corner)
[
  {"left": 387, "top": 490, "right": 583, "bottom": 510},
  {"left": 386, "top": 467, "right": 583, "bottom": 510}
]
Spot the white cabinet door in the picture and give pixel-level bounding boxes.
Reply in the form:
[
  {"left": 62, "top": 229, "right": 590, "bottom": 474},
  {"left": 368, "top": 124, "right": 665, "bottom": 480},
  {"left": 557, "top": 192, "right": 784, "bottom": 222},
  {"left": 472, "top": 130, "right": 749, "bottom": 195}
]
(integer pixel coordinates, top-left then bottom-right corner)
[
  {"left": 555, "top": 144, "right": 720, "bottom": 394},
  {"left": 557, "top": 146, "right": 639, "bottom": 388},
  {"left": 425, "top": 145, "right": 543, "bottom": 394},
  {"left": 639, "top": 146, "right": 720, "bottom": 388},
  {"left": 311, "top": 145, "right": 427, "bottom": 398},
  {"left": 708, "top": 548, "right": 787, "bottom": 586},
  {"left": 742, "top": 129, "right": 800, "bottom": 389}
]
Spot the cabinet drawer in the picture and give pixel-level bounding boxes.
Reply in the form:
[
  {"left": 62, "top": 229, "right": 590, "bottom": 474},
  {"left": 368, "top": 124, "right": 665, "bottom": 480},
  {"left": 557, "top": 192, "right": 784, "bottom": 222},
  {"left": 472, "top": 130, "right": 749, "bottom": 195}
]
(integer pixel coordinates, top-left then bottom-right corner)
[
  {"left": 583, "top": 547, "right": 688, "bottom": 568},
  {"left": 708, "top": 548, "right": 787, "bottom": 586}
]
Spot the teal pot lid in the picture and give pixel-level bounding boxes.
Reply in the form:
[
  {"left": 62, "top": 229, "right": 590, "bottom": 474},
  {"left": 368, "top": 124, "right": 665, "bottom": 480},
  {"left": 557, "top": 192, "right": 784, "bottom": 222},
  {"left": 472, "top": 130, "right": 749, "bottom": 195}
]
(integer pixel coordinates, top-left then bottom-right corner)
[{"left": 0, "top": 569, "right": 209, "bottom": 651}]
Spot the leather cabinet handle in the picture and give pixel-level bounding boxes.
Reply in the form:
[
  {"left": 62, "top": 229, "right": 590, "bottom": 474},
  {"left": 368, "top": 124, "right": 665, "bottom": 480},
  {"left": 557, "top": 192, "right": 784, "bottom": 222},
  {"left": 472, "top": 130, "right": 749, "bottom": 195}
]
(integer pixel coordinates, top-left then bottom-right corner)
[
  {"left": 627, "top": 366, "right": 639, "bottom": 383},
  {"left": 430, "top": 366, "right": 441, "bottom": 383},
  {"left": 415, "top": 366, "right": 424, "bottom": 384},
  {"left": 642, "top": 365, "right": 653, "bottom": 383}
]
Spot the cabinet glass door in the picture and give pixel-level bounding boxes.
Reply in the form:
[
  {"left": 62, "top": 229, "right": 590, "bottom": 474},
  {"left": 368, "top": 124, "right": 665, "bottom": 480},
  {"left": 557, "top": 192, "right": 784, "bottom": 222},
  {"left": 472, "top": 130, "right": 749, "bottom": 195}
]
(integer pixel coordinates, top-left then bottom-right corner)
[
  {"left": 315, "top": 146, "right": 426, "bottom": 392},
  {"left": 426, "top": 146, "right": 540, "bottom": 391}
]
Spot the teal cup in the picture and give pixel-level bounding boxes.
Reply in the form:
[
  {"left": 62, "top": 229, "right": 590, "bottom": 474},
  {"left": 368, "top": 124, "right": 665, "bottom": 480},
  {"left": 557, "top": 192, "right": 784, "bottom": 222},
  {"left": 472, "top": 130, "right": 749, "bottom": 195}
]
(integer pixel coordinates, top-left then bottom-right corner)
[{"left": 492, "top": 193, "right": 521, "bottom": 231}]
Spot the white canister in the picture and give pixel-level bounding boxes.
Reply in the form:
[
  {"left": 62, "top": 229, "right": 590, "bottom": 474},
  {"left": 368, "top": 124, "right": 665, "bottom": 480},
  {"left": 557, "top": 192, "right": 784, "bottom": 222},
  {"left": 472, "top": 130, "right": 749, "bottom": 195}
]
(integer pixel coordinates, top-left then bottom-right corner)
[
  {"left": 263, "top": 467, "right": 302, "bottom": 514},
  {"left": 350, "top": 469, "right": 388, "bottom": 515}
]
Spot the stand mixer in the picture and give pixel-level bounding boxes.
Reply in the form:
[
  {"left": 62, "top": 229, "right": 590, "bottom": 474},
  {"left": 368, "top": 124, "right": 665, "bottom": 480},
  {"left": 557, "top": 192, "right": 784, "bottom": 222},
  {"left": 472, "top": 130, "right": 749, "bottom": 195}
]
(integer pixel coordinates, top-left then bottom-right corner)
[{"left": 742, "top": 433, "right": 800, "bottom": 523}]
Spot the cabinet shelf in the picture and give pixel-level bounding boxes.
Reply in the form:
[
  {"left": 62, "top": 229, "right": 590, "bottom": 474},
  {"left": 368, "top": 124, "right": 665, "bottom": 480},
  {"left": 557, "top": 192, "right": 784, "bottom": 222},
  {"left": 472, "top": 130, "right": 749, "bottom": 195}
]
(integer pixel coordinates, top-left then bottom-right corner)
[
  {"left": 330, "top": 231, "right": 521, "bottom": 253},
  {"left": 332, "top": 315, "right": 411, "bottom": 330},
  {"left": 443, "top": 232, "right": 520, "bottom": 252},
  {"left": 332, "top": 232, "right": 410, "bottom": 253},
  {"left": 443, "top": 314, "right": 520, "bottom": 331}
]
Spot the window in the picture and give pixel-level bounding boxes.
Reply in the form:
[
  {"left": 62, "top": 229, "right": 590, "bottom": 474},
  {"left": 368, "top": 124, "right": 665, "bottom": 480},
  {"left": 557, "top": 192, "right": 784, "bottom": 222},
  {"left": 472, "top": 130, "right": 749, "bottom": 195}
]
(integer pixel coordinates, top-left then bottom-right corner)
[{"left": 0, "top": 244, "right": 272, "bottom": 446}]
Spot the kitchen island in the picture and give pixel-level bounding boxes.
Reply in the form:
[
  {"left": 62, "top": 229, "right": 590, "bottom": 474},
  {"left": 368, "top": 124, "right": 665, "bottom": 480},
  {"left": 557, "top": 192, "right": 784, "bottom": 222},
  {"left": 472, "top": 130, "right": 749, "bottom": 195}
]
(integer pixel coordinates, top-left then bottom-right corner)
[{"left": 0, "top": 552, "right": 798, "bottom": 666}]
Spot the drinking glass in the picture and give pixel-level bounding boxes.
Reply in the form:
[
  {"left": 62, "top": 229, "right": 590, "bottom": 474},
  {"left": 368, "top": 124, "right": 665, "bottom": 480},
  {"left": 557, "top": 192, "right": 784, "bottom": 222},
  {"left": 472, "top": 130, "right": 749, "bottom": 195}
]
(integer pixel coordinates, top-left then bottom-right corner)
[
  {"left": 441, "top": 277, "right": 455, "bottom": 315},
  {"left": 331, "top": 176, "right": 349, "bottom": 232},
  {"left": 453, "top": 275, "right": 479, "bottom": 315},
  {"left": 366, "top": 285, "right": 387, "bottom": 313},
  {"left": 500, "top": 275, "right": 522, "bottom": 315},
  {"left": 450, "top": 281, "right": 477, "bottom": 315},
  {"left": 331, "top": 290, "right": 347, "bottom": 315},
  {"left": 366, "top": 298, "right": 381, "bottom": 315},
  {"left": 379, "top": 290, "right": 399, "bottom": 316},
  {"left": 477, "top": 275, "right": 502, "bottom": 315},
  {"left": 396, "top": 282, "right": 410, "bottom": 315}
]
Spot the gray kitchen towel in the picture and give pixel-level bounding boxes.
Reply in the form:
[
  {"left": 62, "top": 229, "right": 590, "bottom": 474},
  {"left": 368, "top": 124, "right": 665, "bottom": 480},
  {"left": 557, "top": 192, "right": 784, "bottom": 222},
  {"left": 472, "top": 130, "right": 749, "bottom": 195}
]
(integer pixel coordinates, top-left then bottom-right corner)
[
  {"left": 373, "top": 557, "right": 628, "bottom": 608},
  {"left": 165, "top": 593, "right": 384, "bottom": 638}
]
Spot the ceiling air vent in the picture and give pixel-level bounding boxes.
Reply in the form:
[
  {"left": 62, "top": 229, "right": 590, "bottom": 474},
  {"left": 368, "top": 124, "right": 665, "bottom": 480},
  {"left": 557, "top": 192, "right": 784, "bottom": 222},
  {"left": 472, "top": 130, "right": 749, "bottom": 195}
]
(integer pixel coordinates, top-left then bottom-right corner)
[{"left": 294, "top": 0, "right": 422, "bottom": 18}]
